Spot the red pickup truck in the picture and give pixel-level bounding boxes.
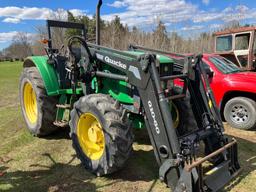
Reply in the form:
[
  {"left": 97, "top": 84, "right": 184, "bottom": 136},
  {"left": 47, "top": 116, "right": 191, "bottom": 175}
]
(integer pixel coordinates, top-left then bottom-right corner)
[{"left": 192, "top": 54, "right": 256, "bottom": 130}]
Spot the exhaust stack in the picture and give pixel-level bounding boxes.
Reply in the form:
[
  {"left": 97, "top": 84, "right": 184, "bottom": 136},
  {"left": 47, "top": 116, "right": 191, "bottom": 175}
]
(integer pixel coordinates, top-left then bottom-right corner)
[{"left": 96, "top": 0, "right": 102, "bottom": 45}]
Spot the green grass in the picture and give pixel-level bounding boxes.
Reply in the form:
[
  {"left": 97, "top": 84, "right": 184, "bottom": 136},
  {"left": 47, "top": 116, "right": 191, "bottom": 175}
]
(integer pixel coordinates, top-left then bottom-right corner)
[
  {"left": 0, "top": 62, "right": 35, "bottom": 156},
  {"left": 0, "top": 61, "right": 22, "bottom": 107},
  {"left": 0, "top": 61, "right": 255, "bottom": 192}
]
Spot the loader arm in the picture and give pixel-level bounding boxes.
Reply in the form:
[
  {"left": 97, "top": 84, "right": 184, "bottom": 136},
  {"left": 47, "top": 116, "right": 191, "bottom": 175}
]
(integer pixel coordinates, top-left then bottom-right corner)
[{"left": 74, "top": 41, "right": 240, "bottom": 191}]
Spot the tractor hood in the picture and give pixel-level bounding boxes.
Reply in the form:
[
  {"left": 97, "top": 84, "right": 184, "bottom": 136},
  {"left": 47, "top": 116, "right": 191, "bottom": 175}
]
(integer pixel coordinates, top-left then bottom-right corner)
[{"left": 124, "top": 50, "right": 174, "bottom": 64}]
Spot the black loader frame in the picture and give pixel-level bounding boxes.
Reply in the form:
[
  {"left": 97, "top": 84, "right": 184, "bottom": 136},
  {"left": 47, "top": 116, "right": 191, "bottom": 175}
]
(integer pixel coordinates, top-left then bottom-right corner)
[
  {"left": 41, "top": 1, "right": 240, "bottom": 191},
  {"left": 83, "top": 42, "right": 240, "bottom": 191},
  {"left": 128, "top": 44, "right": 241, "bottom": 191}
]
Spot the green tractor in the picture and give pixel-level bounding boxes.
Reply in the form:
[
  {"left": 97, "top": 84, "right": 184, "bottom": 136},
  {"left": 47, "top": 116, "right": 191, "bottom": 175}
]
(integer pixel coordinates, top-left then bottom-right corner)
[{"left": 19, "top": 1, "right": 240, "bottom": 191}]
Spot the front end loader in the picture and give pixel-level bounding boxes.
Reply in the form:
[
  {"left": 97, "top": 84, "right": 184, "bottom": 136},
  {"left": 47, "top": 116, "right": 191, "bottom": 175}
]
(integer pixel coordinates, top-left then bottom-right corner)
[{"left": 19, "top": 0, "right": 240, "bottom": 191}]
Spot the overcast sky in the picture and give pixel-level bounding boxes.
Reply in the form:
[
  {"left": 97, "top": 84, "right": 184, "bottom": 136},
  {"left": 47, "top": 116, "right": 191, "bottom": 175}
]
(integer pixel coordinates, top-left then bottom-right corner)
[{"left": 0, "top": 0, "right": 255, "bottom": 49}]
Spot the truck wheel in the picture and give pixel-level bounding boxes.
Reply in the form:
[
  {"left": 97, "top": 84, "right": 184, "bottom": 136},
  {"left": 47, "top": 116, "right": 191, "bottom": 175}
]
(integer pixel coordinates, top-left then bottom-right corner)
[
  {"left": 224, "top": 97, "right": 256, "bottom": 130},
  {"left": 70, "top": 94, "right": 133, "bottom": 176},
  {"left": 19, "top": 67, "right": 58, "bottom": 136}
]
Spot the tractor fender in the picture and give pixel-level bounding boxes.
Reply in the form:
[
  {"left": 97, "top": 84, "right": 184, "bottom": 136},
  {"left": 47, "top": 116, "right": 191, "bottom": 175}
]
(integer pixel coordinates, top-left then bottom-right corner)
[{"left": 23, "top": 56, "right": 60, "bottom": 96}]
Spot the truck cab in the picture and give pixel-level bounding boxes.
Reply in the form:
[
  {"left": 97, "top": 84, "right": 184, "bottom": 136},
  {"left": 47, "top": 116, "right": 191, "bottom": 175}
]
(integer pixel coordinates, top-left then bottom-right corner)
[{"left": 214, "top": 27, "right": 256, "bottom": 71}]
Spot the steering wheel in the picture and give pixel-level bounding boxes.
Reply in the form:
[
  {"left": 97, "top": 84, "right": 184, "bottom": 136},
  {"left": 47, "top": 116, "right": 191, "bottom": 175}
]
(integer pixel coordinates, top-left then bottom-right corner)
[
  {"left": 66, "top": 36, "right": 95, "bottom": 95},
  {"left": 67, "top": 36, "right": 93, "bottom": 65}
]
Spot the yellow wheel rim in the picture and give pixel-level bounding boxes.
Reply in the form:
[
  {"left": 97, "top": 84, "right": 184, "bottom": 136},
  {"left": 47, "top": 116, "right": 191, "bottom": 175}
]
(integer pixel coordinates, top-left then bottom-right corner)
[
  {"left": 172, "top": 103, "right": 180, "bottom": 129},
  {"left": 23, "top": 82, "right": 38, "bottom": 124},
  {"left": 77, "top": 113, "right": 105, "bottom": 160}
]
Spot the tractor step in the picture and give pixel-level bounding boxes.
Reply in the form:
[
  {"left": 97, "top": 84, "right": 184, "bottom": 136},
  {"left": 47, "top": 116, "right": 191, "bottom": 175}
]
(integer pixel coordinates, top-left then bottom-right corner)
[
  {"left": 168, "top": 94, "right": 186, "bottom": 100},
  {"left": 53, "top": 120, "right": 69, "bottom": 127},
  {"left": 56, "top": 104, "right": 71, "bottom": 109}
]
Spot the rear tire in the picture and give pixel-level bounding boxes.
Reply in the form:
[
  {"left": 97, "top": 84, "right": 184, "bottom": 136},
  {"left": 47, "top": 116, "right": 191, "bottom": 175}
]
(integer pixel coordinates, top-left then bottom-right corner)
[
  {"left": 224, "top": 97, "right": 256, "bottom": 130},
  {"left": 70, "top": 94, "right": 133, "bottom": 176},
  {"left": 19, "top": 67, "right": 58, "bottom": 136},
  {"left": 172, "top": 87, "right": 197, "bottom": 136}
]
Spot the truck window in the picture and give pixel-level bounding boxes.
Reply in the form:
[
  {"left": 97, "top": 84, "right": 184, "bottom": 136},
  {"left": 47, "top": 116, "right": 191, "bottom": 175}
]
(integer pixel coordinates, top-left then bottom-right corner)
[
  {"left": 235, "top": 33, "right": 250, "bottom": 50},
  {"left": 216, "top": 35, "right": 232, "bottom": 52},
  {"left": 209, "top": 56, "right": 241, "bottom": 74}
]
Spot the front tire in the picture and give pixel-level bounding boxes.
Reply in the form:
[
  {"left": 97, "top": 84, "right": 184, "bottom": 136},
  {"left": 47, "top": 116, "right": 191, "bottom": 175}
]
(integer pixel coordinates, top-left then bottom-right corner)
[
  {"left": 19, "top": 67, "right": 58, "bottom": 136},
  {"left": 224, "top": 97, "right": 256, "bottom": 130},
  {"left": 70, "top": 94, "right": 133, "bottom": 176}
]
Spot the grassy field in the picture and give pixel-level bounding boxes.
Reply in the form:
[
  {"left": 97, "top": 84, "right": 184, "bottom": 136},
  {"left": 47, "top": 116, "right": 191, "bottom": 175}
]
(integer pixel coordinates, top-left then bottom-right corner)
[{"left": 0, "top": 61, "right": 255, "bottom": 192}]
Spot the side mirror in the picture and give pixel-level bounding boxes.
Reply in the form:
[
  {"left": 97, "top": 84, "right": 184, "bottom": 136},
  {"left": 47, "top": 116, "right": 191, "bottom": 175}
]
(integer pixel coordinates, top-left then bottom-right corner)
[{"left": 205, "top": 67, "right": 214, "bottom": 78}]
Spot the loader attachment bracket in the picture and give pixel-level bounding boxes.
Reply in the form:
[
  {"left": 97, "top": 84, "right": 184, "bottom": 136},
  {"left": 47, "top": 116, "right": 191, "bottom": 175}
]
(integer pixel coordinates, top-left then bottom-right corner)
[
  {"left": 159, "top": 159, "right": 180, "bottom": 182},
  {"left": 174, "top": 168, "right": 198, "bottom": 192},
  {"left": 173, "top": 138, "right": 240, "bottom": 192}
]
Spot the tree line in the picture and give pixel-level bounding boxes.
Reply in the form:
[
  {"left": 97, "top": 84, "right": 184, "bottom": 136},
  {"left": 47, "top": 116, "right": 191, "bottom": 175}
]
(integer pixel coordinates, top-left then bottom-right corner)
[
  {"left": 0, "top": 11, "right": 251, "bottom": 61},
  {"left": 67, "top": 12, "right": 216, "bottom": 53},
  {"left": 0, "top": 32, "right": 32, "bottom": 61}
]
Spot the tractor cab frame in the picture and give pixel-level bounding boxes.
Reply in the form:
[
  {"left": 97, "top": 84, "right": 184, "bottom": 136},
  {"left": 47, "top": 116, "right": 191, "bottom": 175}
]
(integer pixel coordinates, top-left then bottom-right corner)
[{"left": 214, "top": 27, "right": 256, "bottom": 71}]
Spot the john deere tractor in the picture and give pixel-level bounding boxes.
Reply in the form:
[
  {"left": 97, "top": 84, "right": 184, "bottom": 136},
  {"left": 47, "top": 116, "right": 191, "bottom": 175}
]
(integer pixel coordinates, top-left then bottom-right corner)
[{"left": 19, "top": 1, "right": 240, "bottom": 191}]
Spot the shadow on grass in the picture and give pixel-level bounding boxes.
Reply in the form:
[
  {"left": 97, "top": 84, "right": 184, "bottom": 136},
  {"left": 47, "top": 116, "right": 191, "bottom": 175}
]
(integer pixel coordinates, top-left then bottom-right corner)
[
  {"left": 133, "top": 129, "right": 152, "bottom": 145},
  {"left": 0, "top": 153, "right": 97, "bottom": 192},
  {"left": 0, "top": 128, "right": 161, "bottom": 191},
  {"left": 41, "top": 127, "right": 71, "bottom": 140},
  {"left": 109, "top": 149, "right": 159, "bottom": 182},
  {"left": 108, "top": 129, "right": 164, "bottom": 192},
  {"left": 224, "top": 136, "right": 256, "bottom": 191},
  {"left": 2, "top": 128, "right": 254, "bottom": 192},
  {"left": 0, "top": 150, "right": 160, "bottom": 192},
  {"left": 109, "top": 149, "right": 162, "bottom": 192}
]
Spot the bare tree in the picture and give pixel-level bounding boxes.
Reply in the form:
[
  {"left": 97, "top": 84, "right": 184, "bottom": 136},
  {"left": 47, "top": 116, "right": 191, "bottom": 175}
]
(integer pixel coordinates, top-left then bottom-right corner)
[
  {"left": 6, "top": 32, "right": 32, "bottom": 59},
  {"left": 34, "top": 9, "right": 68, "bottom": 52}
]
